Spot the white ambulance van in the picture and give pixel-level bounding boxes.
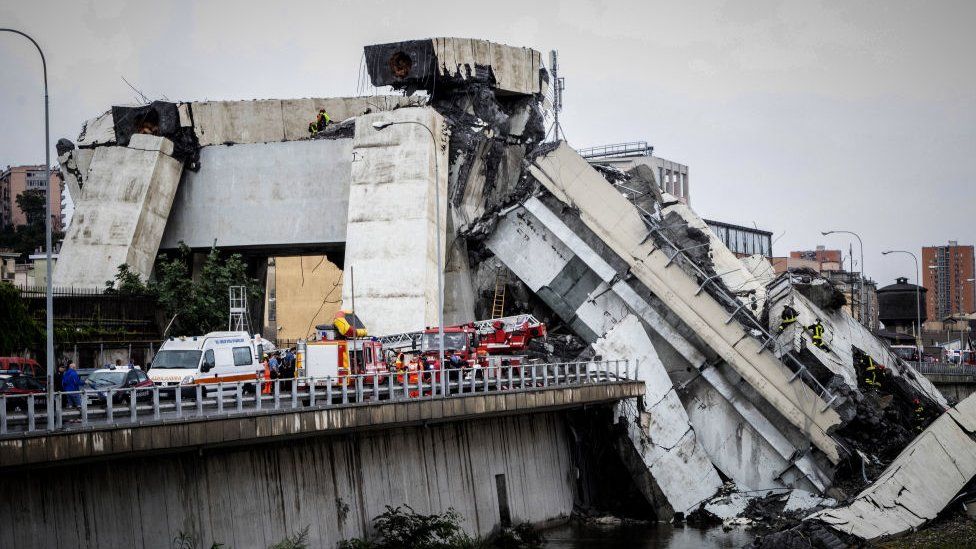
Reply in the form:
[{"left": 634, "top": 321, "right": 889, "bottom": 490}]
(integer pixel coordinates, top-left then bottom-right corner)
[{"left": 148, "top": 331, "right": 269, "bottom": 395}]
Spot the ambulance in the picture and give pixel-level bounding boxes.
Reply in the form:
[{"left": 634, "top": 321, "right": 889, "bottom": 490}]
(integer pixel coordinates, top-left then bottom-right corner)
[{"left": 148, "top": 331, "right": 270, "bottom": 395}]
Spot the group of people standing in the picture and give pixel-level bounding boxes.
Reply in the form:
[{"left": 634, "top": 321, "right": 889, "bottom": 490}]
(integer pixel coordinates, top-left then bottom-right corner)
[{"left": 262, "top": 348, "right": 297, "bottom": 394}]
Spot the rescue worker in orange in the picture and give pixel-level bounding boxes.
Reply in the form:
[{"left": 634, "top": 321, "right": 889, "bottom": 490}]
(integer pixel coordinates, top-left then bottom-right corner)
[{"left": 261, "top": 354, "right": 272, "bottom": 395}]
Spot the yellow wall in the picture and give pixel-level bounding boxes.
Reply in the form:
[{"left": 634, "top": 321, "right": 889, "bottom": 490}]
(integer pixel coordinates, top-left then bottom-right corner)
[{"left": 274, "top": 255, "right": 343, "bottom": 342}]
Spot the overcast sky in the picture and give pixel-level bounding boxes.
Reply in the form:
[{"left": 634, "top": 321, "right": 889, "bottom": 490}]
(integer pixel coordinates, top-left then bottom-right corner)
[{"left": 2, "top": 0, "right": 973, "bottom": 286}]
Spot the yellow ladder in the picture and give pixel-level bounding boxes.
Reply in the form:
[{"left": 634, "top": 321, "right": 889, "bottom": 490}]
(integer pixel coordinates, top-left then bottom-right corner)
[{"left": 491, "top": 272, "right": 506, "bottom": 318}]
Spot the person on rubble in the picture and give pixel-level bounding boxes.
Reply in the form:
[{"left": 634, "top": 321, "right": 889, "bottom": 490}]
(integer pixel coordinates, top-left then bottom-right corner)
[
  {"left": 912, "top": 398, "right": 926, "bottom": 432},
  {"left": 307, "top": 120, "right": 317, "bottom": 136},
  {"left": 806, "top": 318, "right": 828, "bottom": 349},
  {"left": 864, "top": 355, "right": 885, "bottom": 388},
  {"left": 778, "top": 305, "right": 799, "bottom": 333},
  {"left": 316, "top": 109, "right": 331, "bottom": 132}
]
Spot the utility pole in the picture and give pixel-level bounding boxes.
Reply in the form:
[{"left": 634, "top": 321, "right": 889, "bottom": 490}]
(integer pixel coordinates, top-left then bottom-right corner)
[
  {"left": 549, "top": 50, "right": 565, "bottom": 142},
  {"left": 2, "top": 29, "right": 54, "bottom": 430}
]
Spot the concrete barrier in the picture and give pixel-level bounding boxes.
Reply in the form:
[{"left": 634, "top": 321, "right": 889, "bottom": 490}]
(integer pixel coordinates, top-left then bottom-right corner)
[
  {"left": 0, "top": 411, "right": 585, "bottom": 548},
  {"left": 0, "top": 382, "right": 643, "bottom": 470}
]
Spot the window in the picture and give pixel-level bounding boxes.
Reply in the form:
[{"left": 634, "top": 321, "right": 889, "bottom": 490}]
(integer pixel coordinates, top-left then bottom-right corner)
[
  {"left": 135, "top": 370, "right": 149, "bottom": 382},
  {"left": 232, "top": 346, "right": 252, "bottom": 366}
]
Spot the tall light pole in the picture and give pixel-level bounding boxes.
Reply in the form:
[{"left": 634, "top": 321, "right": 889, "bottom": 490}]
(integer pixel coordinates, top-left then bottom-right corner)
[
  {"left": 2, "top": 28, "right": 55, "bottom": 429},
  {"left": 371, "top": 119, "right": 445, "bottom": 390},
  {"left": 882, "top": 250, "right": 922, "bottom": 363},
  {"left": 823, "top": 230, "right": 868, "bottom": 328}
]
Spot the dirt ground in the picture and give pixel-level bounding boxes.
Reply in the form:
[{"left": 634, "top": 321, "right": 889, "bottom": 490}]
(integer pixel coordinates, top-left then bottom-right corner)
[{"left": 877, "top": 514, "right": 976, "bottom": 548}]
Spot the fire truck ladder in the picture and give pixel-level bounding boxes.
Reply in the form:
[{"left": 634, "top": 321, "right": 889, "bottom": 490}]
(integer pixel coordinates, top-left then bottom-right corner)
[
  {"left": 228, "top": 285, "right": 252, "bottom": 333},
  {"left": 377, "top": 314, "right": 544, "bottom": 351},
  {"left": 491, "top": 271, "right": 507, "bottom": 318}
]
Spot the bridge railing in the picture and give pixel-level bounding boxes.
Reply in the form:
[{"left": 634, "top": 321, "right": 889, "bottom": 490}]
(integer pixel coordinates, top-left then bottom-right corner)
[
  {"left": 0, "top": 359, "right": 634, "bottom": 438},
  {"left": 914, "top": 362, "right": 976, "bottom": 376}
]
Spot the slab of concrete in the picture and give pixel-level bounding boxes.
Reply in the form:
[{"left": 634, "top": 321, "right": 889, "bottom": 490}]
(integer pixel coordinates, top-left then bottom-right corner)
[
  {"left": 808, "top": 393, "right": 976, "bottom": 540},
  {"left": 767, "top": 274, "right": 947, "bottom": 407},
  {"left": 75, "top": 110, "right": 115, "bottom": 148},
  {"left": 53, "top": 134, "right": 184, "bottom": 289},
  {"left": 596, "top": 315, "right": 723, "bottom": 515},
  {"left": 160, "top": 139, "right": 352, "bottom": 250},
  {"left": 365, "top": 38, "right": 544, "bottom": 96},
  {"left": 527, "top": 143, "right": 844, "bottom": 464},
  {"left": 486, "top": 198, "right": 832, "bottom": 493},
  {"left": 190, "top": 96, "right": 420, "bottom": 147},
  {"left": 342, "top": 107, "right": 448, "bottom": 335}
]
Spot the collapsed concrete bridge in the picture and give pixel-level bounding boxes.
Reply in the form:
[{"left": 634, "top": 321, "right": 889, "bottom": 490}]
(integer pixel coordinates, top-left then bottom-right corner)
[{"left": 50, "top": 36, "right": 976, "bottom": 545}]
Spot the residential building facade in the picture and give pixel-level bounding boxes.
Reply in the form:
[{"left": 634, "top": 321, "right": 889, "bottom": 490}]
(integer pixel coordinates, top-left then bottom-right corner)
[
  {"left": 922, "top": 241, "right": 976, "bottom": 323},
  {"left": 0, "top": 165, "right": 63, "bottom": 231}
]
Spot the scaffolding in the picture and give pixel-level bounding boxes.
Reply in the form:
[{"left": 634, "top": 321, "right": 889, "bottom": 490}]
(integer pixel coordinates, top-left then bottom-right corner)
[{"left": 228, "top": 286, "right": 251, "bottom": 333}]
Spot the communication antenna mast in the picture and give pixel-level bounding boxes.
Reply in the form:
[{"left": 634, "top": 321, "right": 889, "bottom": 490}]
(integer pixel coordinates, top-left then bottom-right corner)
[
  {"left": 549, "top": 50, "right": 566, "bottom": 141},
  {"left": 229, "top": 285, "right": 252, "bottom": 333}
]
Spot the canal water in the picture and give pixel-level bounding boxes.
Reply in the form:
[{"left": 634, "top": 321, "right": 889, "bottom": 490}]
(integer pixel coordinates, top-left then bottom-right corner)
[{"left": 544, "top": 521, "right": 755, "bottom": 548}]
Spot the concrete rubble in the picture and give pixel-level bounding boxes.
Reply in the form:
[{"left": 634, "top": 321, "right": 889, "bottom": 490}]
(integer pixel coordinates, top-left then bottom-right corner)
[{"left": 56, "top": 36, "right": 976, "bottom": 540}]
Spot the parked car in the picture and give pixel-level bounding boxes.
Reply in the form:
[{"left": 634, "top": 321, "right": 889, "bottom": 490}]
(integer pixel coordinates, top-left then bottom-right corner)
[
  {"left": 0, "top": 375, "right": 47, "bottom": 412},
  {"left": 84, "top": 368, "right": 154, "bottom": 405}
]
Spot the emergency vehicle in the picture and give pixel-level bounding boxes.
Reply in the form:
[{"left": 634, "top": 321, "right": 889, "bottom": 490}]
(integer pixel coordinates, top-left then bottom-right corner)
[
  {"left": 299, "top": 311, "right": 389, "bottom": 386},
  {"left": 148, "top": 331, "right": 269, "bottom": 394}
]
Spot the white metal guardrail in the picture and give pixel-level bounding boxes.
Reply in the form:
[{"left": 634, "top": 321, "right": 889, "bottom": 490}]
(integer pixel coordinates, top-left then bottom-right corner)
[
  {"left": 914, "top": 363, "right": 976, "bottom": 377},
  {"left": 0, "top": 360, "right": 633, "bottom": 438}
]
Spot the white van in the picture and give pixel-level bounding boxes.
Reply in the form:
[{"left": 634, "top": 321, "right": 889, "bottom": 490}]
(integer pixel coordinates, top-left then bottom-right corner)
[{"left": 148, "top": 331, "right": 269, "bottom": 395}]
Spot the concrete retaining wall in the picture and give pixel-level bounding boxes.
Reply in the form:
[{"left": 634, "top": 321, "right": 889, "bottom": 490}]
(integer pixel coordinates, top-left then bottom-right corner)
[{"left": 0, "top": 412, "right": 576, "bottom": 549}]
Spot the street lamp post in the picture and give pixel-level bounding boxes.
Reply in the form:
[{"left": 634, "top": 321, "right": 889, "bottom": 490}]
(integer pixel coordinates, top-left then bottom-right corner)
[
  {"left": 2, "top": 28, "right": 55, "bottom": 429},
  {"left": 823, "top": 230, "right": 868, "bottom": 328},
  {"left": 371, "top": 119, "right": 445, "bottom": 392},
  {"left": 882, "top": 250, "right": 922, "bottom": 365}
]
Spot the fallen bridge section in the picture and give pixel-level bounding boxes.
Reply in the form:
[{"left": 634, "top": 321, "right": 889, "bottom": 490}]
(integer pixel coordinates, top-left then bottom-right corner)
[
  {"left": 525, "top": 143, "right": 844, "bottom": 464},
  {"left": 484, "top": 166, "right": 836, "bottom": 503},
  {"left": 806, "top": 392, "right": 976, "bottom": 541}
]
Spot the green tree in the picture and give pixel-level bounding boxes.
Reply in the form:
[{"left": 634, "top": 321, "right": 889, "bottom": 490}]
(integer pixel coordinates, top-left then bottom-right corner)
[
  {"left": 106, "top": 244, "right": 262, "bottom": 336},
  {"left": 0, "top": 284, "right": 43, "bottom": 356},
  {"left": 15, "top": 189, "right": 47, "bottom": 226},
  {"left": 104, "top": 263, "right": 151, "bottom": 295}
]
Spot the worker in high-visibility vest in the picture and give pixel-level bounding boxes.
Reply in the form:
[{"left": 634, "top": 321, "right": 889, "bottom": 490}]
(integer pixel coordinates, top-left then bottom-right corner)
[
  {"left": 912, "top": 398, "right": 926, "bottom": 432},
  {"left": 778, "top": 305, "right": 799, "bottom": 333},
  {"left": 806, "top": 319, "right": 828, "bottom": 349},
  {"left": 316, "top": 109, "right": 331, "bottom": 132},
  {"left": 864, "top": 355, "right": 884, "bottom": 388}
]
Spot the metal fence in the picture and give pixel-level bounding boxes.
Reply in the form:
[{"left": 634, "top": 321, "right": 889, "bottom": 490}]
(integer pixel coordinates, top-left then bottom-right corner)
[
  {"left": 577, "top": 141, "right": 653, "bottom": 159},
  {"left": 0, "top": 360, "right": 633, "bottom": 438},
  {"left": 914, "top": 362, "right": 976, "bottom": 377}
]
